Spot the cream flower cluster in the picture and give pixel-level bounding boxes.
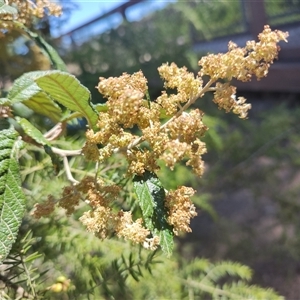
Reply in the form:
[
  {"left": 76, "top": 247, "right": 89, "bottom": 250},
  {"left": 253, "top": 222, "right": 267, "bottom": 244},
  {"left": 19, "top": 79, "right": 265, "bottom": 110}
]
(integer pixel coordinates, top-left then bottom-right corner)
[
  {"left": 1, "top": 0, "right": 61, "bottom": 37},
  {"left": 34, "top": 26, "right": 288, "bottom": 250}
]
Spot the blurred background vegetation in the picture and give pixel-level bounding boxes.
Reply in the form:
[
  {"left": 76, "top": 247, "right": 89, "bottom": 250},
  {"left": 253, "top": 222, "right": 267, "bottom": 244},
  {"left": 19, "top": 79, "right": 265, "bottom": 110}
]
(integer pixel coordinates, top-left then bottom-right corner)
[{"left": 1, "top": 0, "right": 300, "bottom": 298}]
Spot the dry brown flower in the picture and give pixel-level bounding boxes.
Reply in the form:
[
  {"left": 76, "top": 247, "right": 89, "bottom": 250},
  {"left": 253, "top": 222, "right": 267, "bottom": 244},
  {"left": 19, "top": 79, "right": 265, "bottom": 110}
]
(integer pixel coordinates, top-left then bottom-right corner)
[
  {"left": 31, "top": 195, "right": 56, "bottom": 219},
  {"left": 165, "top": 186, "right": 197, "bottom": 235},
  {"left": 58, "top": 186, "right": 81, "bottom": 215},
  {"left": 0, "top": 105, "right": 13, "bottom": 118},
  {"left": 199, "top": 25, "right": 288, "bottom": 82},
  {"left": 1, "top": 0, "right": 62, "bottom": 37},
  {"left": 79, "top": 26, "right": 289, "bottom": 250}
]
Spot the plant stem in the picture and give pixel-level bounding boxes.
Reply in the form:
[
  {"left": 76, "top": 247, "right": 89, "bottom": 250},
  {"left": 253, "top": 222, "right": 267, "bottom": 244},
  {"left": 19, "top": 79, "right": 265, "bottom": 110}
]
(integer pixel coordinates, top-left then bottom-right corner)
[{"left": 127, "top": 78, "right": 215, "bottom": 150}]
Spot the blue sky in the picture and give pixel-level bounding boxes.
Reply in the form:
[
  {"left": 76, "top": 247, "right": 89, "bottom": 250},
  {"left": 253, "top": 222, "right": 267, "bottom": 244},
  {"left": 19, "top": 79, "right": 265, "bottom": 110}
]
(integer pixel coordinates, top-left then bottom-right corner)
[{"left": 53, "top": 1, "right": 173, "bottom": 38}]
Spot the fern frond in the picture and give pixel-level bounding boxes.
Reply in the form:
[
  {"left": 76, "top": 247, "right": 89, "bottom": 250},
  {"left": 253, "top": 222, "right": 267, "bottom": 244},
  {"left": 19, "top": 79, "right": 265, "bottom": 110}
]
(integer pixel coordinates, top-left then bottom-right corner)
[
  {"left": 182, "top": 260, "right": 283, "bottom": 300},
  {"left": 203, "top": 261, "right": 252, "bottom": 282},
  {"left": 221, "top": 281, "right": 284, "bottom": 300}
]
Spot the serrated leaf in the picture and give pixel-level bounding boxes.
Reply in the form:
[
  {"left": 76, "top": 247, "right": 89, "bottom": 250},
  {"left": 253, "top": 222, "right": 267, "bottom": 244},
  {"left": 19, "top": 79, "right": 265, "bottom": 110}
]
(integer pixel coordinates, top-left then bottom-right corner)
[
  {"left": 156, "top": 229, "right": 174, "bottom": 258},
  {"left": 133, "top": 172, "right": 163, "bottom": 227},
  {"left": 9, "top": 71, "right": 45, "bottom": 103},
  {"left": 133, "top": 171, "right": 174, "bottom": 256},
  {"left": 8, "top": 71, "right": 62, "bottom": 122},
  {"left": 35, "top": 71, "right": 98, "bottom": 130},
  {"left": 0, "top": 129, "right": 26, "bottom": 263},
  {"left": 16, "top": 117, "right": 50, "bottom": 146},
  {"left": 0, "top": 0, "right": 17, "bottom": 15},
  {"left": 23, "top": 93, "right": 62, "bottom": 123},
  {"left": 35, "top": 36, "right": 67, "bottom": 71}
]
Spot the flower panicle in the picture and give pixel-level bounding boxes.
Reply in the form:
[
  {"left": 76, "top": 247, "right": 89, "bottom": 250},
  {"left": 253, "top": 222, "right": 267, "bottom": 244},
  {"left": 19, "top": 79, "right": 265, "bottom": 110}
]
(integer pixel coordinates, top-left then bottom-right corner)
[
  {"left": 35, "top": 26, "right": 288, "bottom": 252},
  {"left": 1, "top": 0, "right": 61, "bottom": 37}
]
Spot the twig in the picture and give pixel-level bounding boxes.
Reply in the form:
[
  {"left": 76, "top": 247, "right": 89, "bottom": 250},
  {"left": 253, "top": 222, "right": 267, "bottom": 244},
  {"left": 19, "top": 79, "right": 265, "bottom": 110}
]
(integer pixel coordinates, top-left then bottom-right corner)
[
  {"left": 63, "top": 156, "right": 79, "bottom": 184},
  {"left": 51, "top": 147, "right": 82, "bottom": 157},
  {"left": 0, "top": 274, "right": 33, "bottom": 299},
  {"left": 50, "top": 147, "right": 82, "bottom": 184},
  {"left": 43, "top": 122, "right": 66, "bottom": 141},
  {"left": 160, "top": 78, "right": 215, "bottom": 130}
]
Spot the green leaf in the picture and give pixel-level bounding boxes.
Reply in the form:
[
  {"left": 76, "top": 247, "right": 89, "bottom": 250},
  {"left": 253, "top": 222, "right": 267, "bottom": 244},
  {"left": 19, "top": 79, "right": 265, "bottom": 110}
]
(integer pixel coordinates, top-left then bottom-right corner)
[
  {"left": 24, "top": 251, "right": 43, "bottom": 263},
  {"left": 8, "top": 71, "right": 62, "bottom": 122},
  {"left": 0, "top": 129, "right": 26, "bottom": 263},
  {"left": 35, "top": 71, "right": 98, "bottom": 130},
  {"left": 0, "top": 0, "right": 17, "bottom": 15},
  {"left": 13, "top": 22, "right": 67, "bottom": 71},
  {"left": 93, "top": 103, "right": 108, "bottom": 113},
  {"left": 156, "top": 229, "right": 173, "bottom": 257},
  {"left": 133, "top": 171, "right": 174, "bottom": 256},
  {"left": 0, "top": 98, "right": 10, "bottom": 106},
  {"left": 16, "top": 117, "right": 50, "bottom": 146},
  {"left": 36, "top": 35, "right": 67, "bottom": 71}
]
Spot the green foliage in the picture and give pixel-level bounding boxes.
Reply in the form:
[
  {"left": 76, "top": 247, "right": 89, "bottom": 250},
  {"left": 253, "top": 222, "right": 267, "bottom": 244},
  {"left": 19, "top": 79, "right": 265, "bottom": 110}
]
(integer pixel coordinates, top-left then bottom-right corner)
[
  {"left": 2, "top": 206, "right": 283, "bottom": 299},
  {"left": 0, "top": 129, "right": 25, "bottom": 263},
  {"left": 16, "top": 117, "right": 50, "bottom": 146},
  {"left": 0, "top": 1, "right": 291, "bottom": 299},
  {"left": 12, "top": 21, "right": 67, "bottom": 72},
  {"left": 8, "top": 71, "right": 63, "bottom": 123},
  {"left": 7, "top": 69, "right": 98, "bottom": 131},
  {"left": 34, "top": 71, "right": 98, "bottom": 129},
  {"left": 0, "top": 231, "right": 47, "bottom": 299},
  {"left": 133, "top": 172, "right": 174, "bottom": 257},
  {"left": 188, "top": 103, "right": 300, "bottom": 296},
  {"left": 175, "top": 1, "right": 244, "bottom": 40},
  {"left": 182, "top": 259, "right": 283, "bottom": 300},
  {"left": 265, "top": 0, "right": 300, "bottom": 25},
  {"left": 0, "top": 0, "right": 17, "bottom": 15}
]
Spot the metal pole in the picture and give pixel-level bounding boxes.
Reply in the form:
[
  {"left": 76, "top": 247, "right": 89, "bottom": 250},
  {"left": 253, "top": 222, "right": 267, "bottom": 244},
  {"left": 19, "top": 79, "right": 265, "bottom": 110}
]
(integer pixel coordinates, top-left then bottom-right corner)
[{"left": 243, "top": 0, "right": 267, "bottom": 38}]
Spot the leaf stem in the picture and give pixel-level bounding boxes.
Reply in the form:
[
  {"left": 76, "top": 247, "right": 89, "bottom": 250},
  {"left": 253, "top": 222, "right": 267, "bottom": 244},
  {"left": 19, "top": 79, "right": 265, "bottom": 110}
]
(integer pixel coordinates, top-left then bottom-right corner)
[
  {"left": 63, "top": 156, "right": 79, "bottom": 184},
  {"left": 50, "top": 147, "right": 81, "bottom": 184},
  {"left": 161, "top": 78, "right": 215, "bottom": 130},
  {"left": 43, "top": 122, "right": 66, "bottom": 141},
  {"left": 51, "top": 147, "right": 82, "bottom": 157}
]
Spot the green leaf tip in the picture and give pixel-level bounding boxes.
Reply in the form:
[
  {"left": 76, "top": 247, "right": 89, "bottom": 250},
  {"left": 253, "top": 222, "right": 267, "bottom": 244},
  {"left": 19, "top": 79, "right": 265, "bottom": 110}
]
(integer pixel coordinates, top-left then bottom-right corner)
[
  {"left": 34, "top": 71, "right": 98, "bottom": 130},
  {"left": 16, "top": 23, "right": 67, "bottom": 71},
  {"left": 8, "top": 71, "right": 62, "bottom": 123},
  {"left": 16, "top": 117, "right": 50, "bottom": 146},
  {"left": 133, "top": 171, "right": 174, "bottom": 256},
  {"left": 0, "top": 129, "right": 26, "bottom": 263}
]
